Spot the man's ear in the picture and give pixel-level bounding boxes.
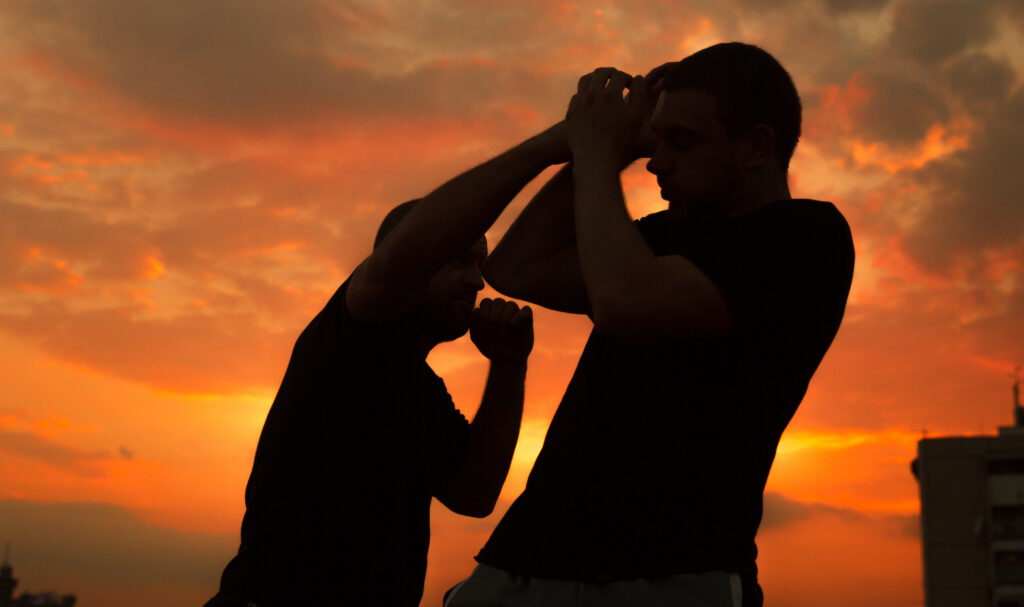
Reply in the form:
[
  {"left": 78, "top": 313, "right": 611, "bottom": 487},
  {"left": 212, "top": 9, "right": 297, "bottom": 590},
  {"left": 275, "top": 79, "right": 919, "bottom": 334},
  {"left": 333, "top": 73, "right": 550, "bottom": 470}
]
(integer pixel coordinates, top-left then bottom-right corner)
[{"left": 744, "top": 124, "right": 776, "bottom": 169}]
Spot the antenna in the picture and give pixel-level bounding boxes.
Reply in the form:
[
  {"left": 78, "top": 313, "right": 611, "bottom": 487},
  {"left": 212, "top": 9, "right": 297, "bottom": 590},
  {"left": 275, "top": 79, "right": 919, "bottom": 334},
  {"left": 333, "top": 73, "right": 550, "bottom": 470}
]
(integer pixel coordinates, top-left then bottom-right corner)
[
  {"left": 1014, "top": 366, "right": 1023, "bottom": 427},
  {"left": 1014, "top": 365, "right": 1021, "bottom": 409}
]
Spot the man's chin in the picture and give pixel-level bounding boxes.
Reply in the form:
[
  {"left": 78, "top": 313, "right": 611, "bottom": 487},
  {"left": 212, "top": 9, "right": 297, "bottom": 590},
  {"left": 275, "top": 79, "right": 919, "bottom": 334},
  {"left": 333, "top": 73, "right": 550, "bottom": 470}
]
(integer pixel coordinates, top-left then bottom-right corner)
[{"left": 436, "top": 314, "right": 471, "bottom": 343}]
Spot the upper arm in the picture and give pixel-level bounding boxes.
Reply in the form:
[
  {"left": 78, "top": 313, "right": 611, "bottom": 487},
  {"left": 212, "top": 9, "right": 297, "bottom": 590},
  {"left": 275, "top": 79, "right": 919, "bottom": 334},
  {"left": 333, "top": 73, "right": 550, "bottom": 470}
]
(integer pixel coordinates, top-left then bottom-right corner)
[
  {"left": 483, "top": 244, "right": 590, "bottom": 315},
  {"left": 591, "top": 254, "right": 733, "bottom": 342},
  {"left": 425, "top": 394, "right": 480, "bottom": 515},
  {"left": 345, "top": 251, "right": 427, "bottom": 325}
]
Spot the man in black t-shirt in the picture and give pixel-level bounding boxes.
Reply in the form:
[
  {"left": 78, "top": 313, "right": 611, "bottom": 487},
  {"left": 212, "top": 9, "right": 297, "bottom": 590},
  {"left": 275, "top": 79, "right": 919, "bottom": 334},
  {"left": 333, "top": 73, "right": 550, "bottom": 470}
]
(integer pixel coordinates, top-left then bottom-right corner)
[
  {"left": 205, "top": 119, "right": 582, "bottom": 606},
  {"left": 447, "top": 43, "right": 855, "bottom": 607}
]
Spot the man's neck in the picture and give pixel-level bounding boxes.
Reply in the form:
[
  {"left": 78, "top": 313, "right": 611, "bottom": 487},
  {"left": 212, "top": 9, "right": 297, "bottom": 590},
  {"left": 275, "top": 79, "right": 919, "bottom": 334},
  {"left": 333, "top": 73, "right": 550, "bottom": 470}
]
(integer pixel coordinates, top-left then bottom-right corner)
[{"left": 724, "top": 174, "right": 791, "bottom": 219}]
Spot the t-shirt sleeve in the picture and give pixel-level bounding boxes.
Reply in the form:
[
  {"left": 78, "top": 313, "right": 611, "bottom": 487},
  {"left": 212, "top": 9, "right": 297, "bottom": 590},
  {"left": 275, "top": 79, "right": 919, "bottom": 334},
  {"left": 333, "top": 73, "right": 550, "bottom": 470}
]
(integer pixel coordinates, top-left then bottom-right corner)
[
  {"left": 294, "top": 276, "right": 409, "bottom": 368},
  {"left": 689, "top": 202, "right": 855, "bottom": 364}
]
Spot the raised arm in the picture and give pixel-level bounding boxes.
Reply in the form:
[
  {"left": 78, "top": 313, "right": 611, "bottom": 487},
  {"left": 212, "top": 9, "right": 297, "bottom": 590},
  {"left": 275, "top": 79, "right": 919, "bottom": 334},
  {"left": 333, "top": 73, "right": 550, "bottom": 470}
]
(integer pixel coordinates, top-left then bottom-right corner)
[
  {"left": 566, "top": 68, "right": 733, "bottom": 342},
  {"left": 435, "top": 298, "right": 533, "bottom": 517},
  {"left": 483, "top": 63, "right": 675, "bottom": 316},
  {"left": 347, "top": 124, "right": 569, "bottom": 323},
  {"left": 482, "top": 160, "right": 590, "bottom": 314}
]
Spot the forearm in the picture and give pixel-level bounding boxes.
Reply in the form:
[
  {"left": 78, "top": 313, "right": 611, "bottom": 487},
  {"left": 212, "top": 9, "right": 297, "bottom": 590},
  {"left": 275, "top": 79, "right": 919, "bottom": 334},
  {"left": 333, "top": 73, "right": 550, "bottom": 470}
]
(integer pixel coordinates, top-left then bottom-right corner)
[
  {"left": 485, "top": 142, "right": 640, "bottom": 292},
  {"left": 572, "top": 154, "right": 658, "bottom": 326},
  {"left": 372, "top": 127, "right": 567, "bottom": 286},
  {"left": 484, "top": 163, "right": 577, "bottom": 290},
  {"left": 459, "top": 359, "right": 527, "bottom": 514}
]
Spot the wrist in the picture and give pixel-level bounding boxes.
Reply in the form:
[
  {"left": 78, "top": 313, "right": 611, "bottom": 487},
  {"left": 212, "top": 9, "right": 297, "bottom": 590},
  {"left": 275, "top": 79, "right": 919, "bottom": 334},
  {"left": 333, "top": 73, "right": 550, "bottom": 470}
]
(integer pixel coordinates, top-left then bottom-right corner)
[
  {"left": 526, "top": 122, "right": 571, "bottom": 165},
  {"left": 488, "top": 356, "right": 529, "bottom": 374},
  {"left": 572, "top": 148, "right": 623, "bottom": 176}
]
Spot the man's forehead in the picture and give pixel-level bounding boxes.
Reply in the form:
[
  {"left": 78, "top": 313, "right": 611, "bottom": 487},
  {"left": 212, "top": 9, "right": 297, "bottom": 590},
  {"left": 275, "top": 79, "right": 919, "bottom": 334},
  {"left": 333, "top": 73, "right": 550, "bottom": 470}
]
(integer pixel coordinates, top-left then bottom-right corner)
[{"left": 651, "top": 89, "right": 720, "bottom": 131}]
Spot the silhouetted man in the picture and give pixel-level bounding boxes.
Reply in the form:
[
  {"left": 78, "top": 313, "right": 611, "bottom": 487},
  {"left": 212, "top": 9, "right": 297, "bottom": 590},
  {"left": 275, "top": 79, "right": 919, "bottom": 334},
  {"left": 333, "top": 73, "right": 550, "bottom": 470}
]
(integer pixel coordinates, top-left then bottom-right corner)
[
  {"left": 446, "top": 43, "right": 855, "bottom": 607},
  {"left": 205, "top": 120, "right": 578, "bottom": 606}
]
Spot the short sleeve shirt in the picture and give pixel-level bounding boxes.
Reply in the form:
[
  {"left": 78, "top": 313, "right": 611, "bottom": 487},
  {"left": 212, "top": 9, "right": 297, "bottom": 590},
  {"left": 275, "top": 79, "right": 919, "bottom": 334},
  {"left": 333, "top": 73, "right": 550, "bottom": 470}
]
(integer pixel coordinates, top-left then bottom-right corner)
[
  {"left": 477, "top": 199, "right": 855, "bottom": 584},
  {"left": 211, "top": 277, "right": 470, "bottom": 606}
]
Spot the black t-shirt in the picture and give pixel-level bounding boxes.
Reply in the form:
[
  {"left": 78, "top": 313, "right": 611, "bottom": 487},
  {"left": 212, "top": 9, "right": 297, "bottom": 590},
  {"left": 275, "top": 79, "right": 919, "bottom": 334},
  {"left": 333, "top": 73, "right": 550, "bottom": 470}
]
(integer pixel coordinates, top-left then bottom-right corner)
[
  {"left": 208, "top": 278, "right": 470, "bottom": 607},
  {"left": 477, "top": 199, "right": 854, "bottom": 589}
]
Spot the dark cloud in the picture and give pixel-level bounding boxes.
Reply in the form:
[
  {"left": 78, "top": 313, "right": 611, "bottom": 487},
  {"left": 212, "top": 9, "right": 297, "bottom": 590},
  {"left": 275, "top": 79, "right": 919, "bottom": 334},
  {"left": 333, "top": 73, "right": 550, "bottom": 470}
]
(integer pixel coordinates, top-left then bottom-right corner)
[
  {"left": 1, "top": 0, "right": 567, "bottom": 132},
  {"left": 760, "top": 491, "right": 919, "bottom": 538},
  {"left": 943, "top": 52, "right": 1017, "bottom": 114},
  {"left": 887, "top": 0, "right": 1000, "bottom": 64},
  {"left": 854, "top": 68, "right": 949, "bottom": 144},
  {"left": 820, "top": 0, "right": 890, "bottom": 12},
  {"left": 905, "top": 88, "right": 1024, "bottom": 268},
  {"left": 0, "top": 429, "right": 107, "bottom": 476},
  {"left": 0, "top": 499, "right": 231, "bottom": 605}
]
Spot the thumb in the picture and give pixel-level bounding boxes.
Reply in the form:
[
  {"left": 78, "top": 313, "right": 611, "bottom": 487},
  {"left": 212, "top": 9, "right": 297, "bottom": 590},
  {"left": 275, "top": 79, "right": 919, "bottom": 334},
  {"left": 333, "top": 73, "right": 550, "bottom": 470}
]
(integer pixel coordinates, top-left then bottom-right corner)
[{"left": 627, "top": 75, "right": 648, "bottom": 125}]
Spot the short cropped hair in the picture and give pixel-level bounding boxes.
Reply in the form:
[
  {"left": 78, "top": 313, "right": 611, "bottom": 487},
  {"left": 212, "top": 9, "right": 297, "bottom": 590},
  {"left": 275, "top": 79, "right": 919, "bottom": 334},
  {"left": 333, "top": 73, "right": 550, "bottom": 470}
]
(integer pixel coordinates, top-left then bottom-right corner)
[
  {"left": 661, "top": 42, "right": 802, "bottom": 171},
  {"left": 373, "top": 199, "right": 420, "bottom": 249}
]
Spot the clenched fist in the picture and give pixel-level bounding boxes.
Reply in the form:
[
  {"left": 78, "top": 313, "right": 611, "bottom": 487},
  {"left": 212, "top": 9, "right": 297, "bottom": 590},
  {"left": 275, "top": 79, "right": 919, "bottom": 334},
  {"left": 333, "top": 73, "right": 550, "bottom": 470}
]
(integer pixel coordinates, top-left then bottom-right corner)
[{"left": 470, "top": 298, "right": 533, "bottom": 365}]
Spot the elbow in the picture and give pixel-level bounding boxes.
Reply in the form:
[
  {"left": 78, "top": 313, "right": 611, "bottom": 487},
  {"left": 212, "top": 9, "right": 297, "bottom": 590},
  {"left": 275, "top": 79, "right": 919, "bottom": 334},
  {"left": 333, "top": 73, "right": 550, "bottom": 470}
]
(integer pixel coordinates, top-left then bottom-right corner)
[
  {"left": 590, "top": 300, "right": 638, "bottom": 341},
  {"left": 464, "top": 501, "right": 497, "bottom": 519},
  {"left": 481, "top": 255, "right": 523, "bottom": 299},
  {"left": 451, "top": 495, "right": 497, "bottom": 518}
]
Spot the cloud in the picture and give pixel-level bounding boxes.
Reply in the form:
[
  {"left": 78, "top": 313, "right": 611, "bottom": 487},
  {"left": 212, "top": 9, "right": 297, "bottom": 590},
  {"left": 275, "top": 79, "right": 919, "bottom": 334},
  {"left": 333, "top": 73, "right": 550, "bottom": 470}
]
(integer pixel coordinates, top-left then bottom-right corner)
[
  {"left": 887, "top": 0, "right": 1001, "bottom": 64},
  {"left": 0, "top": 200, "right": 155, "bottom": 288},
  {"left": 0, "top": 429, "right": 108, "bottom": 477},
  {"left": 0, "top": 302, "right": 297, "bottom": 393},
  {"left": 852, "top": 68, "right": 950, "bottom": 145},
  {"left": 0, "top": 498, "right": 232, "bottom": 606},
  {"left": 943, "top": 52, "right": 1017, "bottom": 114},
  {"left": 904, "top": 88, "right": 1024, "bottom": 269},
  {"left": 761, "top": 491, "right": 917, "bottom": 537},
  {"left": 1, "top": 0, "right": 572, "bottom": 134}
]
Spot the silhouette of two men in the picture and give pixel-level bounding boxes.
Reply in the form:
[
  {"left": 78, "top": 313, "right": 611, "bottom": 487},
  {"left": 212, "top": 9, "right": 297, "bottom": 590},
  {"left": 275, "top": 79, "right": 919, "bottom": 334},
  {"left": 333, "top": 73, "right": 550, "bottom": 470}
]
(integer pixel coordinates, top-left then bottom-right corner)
[{"left": 208, "top": 42, "right": 854, "bottom": 607}]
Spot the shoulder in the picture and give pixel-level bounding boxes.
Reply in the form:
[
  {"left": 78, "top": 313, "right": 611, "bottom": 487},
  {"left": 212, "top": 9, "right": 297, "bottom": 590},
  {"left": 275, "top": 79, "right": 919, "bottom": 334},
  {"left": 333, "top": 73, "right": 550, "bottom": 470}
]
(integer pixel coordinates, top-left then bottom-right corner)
[
  {"left": 742, "top": 199, "right": 854, "bottom": 260},
  {"left": 297, "top": 275, "right": 414, "bottom": 362},
  {"left": 761, "top": 199, "right": 851, "bottom": 236}
]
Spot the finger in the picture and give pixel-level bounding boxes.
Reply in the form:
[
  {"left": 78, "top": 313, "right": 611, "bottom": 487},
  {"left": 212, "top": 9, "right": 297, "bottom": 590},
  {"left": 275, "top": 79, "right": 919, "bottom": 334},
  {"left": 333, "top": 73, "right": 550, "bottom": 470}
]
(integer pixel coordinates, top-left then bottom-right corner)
[
  {"left": 489, "top": 298, "right": 509, "bottom": 322},
  {"left": 498, "top": 300, "right": 519, "bottom": 326},
  {"left": 644, "top": 62, "right": 675, "bottom": 90},
  {"left": 510, "top": 305, "right": 533, "bottom": 327},
  {"left": 589, "top": 67, "right": 616, "bottom": 93},
  {"left": 607, "top": 70, "right": 632, "bottom": 95},
  {"left": 478, "top": 298, "right": 493, "bottom": 319},
  {"left": 577, "top": 73, "right": 592, "bottom": 95},
  {"left": 627, "top": 75, "right": 648, "bottom": 123}
]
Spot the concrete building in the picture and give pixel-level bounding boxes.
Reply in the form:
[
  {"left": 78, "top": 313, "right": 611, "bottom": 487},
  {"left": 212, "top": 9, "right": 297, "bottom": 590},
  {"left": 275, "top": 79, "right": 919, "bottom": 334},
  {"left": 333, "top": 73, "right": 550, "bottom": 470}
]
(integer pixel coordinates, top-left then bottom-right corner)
[
  {"left": 0, "top": 545, "right": 75, "bottom": 607},
  {"left": 913, "top": 374, "right": 1024, "bottom": 607}
]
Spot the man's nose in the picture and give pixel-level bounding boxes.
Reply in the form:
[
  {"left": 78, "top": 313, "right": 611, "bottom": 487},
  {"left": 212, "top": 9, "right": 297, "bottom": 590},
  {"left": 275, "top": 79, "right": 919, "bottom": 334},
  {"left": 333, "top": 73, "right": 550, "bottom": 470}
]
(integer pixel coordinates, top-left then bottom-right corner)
[{"left": 646, "top": 143, "right": 667, "bottom": 175}]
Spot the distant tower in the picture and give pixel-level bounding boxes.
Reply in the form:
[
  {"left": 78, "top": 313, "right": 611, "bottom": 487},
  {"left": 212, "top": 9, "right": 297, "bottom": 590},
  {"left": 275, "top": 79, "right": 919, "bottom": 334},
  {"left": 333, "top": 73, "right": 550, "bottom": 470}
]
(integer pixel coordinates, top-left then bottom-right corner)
[{"left": 0, "top": 543, "right": 17, "bottom": 605}]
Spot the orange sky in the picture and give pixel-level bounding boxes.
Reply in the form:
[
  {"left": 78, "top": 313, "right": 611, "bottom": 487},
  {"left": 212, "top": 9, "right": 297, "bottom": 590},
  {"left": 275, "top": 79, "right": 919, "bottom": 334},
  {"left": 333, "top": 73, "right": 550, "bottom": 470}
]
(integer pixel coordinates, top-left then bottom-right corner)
[{"left": 0, "top": 1, "right": 1022, "bottom": 606}]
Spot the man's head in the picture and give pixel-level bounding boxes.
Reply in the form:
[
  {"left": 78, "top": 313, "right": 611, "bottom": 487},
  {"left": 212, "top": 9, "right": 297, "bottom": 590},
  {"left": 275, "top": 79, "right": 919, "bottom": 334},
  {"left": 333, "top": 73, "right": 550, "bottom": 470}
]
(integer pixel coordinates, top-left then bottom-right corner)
[
  {"left": 646, "top": 42, "right": 801, "bottom": 220},
  {"left": 374, "top": 200, "right": 486, "bottom": 345}
]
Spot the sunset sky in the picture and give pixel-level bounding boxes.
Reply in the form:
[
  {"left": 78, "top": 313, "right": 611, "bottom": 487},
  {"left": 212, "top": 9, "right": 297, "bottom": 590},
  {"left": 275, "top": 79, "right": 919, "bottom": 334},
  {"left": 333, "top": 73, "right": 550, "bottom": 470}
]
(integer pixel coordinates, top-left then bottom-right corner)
[{"left": 0, "top": 0, "right": 1022, "bottom": 605}]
